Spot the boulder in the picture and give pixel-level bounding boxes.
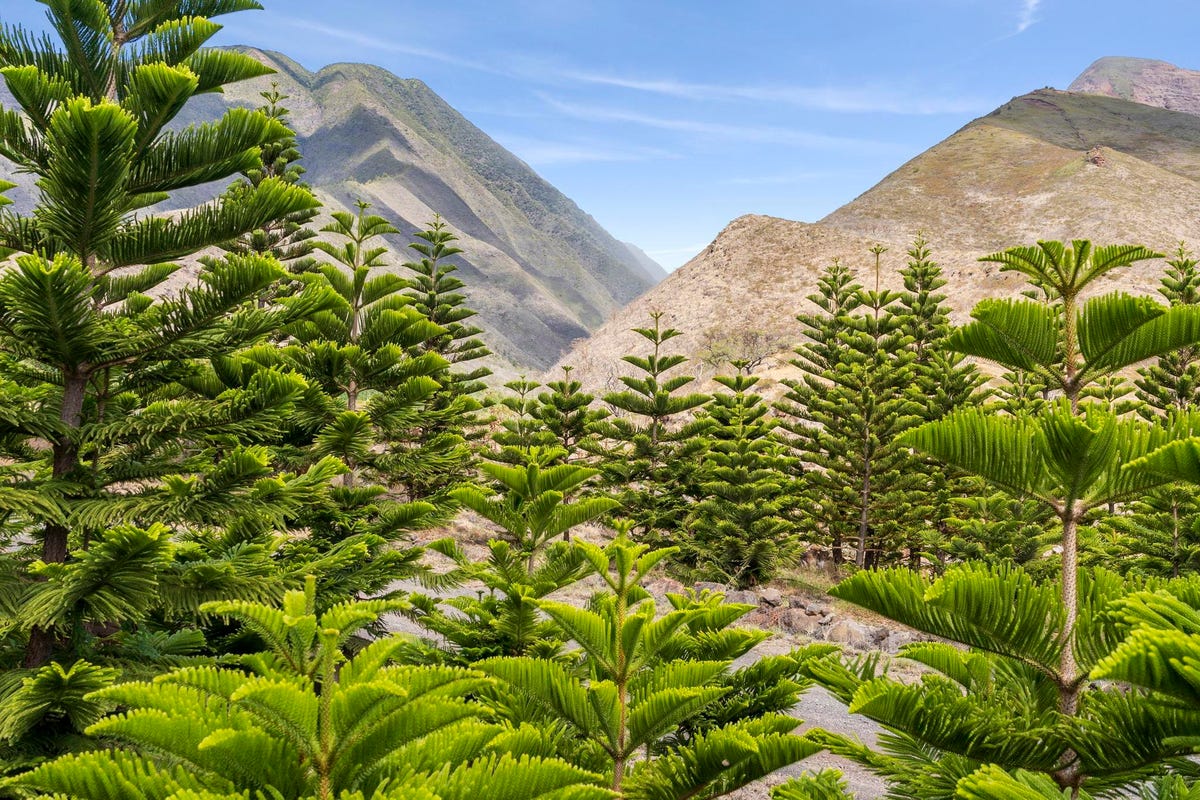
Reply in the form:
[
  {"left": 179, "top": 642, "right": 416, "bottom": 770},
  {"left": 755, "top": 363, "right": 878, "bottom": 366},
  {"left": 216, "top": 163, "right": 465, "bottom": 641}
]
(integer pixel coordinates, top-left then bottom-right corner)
[
  {"left": 758, "top": 588, "right": 783, "bottom": 607},
  {"left": 780, "top": 609, "right": 823, "bottom": 636},
  {"left": 694, "top": 581, "right": 726, "bottom": 594},
  {"left": 822, "top": 620, "right": 874, "bottom": 649},
  {"left": 644, "top": 577, "right": 685, "bottom": 596},
  {"left": 725, "top": 590, "right": 759, "bottom": 606}
]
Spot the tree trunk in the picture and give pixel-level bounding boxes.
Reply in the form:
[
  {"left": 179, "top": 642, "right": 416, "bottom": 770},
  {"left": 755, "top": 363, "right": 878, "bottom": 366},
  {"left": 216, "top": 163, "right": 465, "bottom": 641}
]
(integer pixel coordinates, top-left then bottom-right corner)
[
  {"left": 1058, "top": 504, "right": 1081, "bottom": 716},
  {"left": 25, "top": 372, "right": 88, "bottom": 667},
  {"left": 857, "top": 471, "right": 871, "bottom": 569}
]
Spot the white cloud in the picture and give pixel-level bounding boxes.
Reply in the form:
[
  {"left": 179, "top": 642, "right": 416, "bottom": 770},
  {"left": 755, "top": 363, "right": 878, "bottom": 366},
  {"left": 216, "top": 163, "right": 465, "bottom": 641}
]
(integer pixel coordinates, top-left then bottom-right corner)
[
  {"left": 1016, "top": 0, "right": 1042, "bottom": 33},
  {"left": 563, "top": 71, "right": 990, "bottom": 116},
  {"left": 539, "top": 96, "right": 902, "bottom": 153},
  {"left": 277, "top": 18, "right": 506, "bottom": 75}
]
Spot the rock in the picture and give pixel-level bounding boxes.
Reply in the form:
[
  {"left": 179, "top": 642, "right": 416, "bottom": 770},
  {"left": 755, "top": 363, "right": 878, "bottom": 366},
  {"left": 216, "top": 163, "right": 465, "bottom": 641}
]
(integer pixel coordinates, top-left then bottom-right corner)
[
  {"left": 819, "top": 613, "right": 835, "bottom": 625},
  {"left": 694, "top": 581, "right": 726, "bottom": 594},
  {"left": 807, "top": 602, "right": 832, "bottom": 616},
  {"left": 780, "top": 608, "right": 823, "bottom": 636},
  {"left": 884, "top": 630, "right": 920, "bottom": 654},
  {"left": 788, "top": 596, "right": 808, "bottom": 609},
  {"left": 758, "top": 588, "right": 783, "bottom": 607},
  {"left": 822, "top": 620, "right": 874, "bottom": 649},
  {"left": 725, "top": 590, "right": 758, "bottom": 606},
  {"left": 644, "top": 577, "right": 685, "bottom": 596}
]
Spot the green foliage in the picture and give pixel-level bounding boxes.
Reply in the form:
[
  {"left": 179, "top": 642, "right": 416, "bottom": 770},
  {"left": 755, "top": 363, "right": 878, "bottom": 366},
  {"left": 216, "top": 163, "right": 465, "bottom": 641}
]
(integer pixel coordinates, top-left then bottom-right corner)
[
  {"left": 0, "top": 0, "right": 332, "bottom": 670},
  {"left": 478, "top": 536, "right": 822, "bottom": 798},
  {"left": 451, "top": 447, "right": 618, "bottom": 559},
  {"left": 219, "top": 84, "right": 319, "bottom": 275},
  {"left": 594, "top": 312, "right": 711, "bottom": 544},
  {"left": 803, "top": 564, "right": 1200, "bottom": 797},
  {"left": 778, "top": 248, "right": 924, "bottom": 569},
  {"left": 10, "top": 578, "right": 612, "bottom": 800},
  {"left": 536, "top": 366, "right": 608, "bottom": 464},
  {"left": 683, "top": 368, "right": 799, "bottom": 588},
  {"left": 394, "top": 217, "right": 488, "bottom": 502}
]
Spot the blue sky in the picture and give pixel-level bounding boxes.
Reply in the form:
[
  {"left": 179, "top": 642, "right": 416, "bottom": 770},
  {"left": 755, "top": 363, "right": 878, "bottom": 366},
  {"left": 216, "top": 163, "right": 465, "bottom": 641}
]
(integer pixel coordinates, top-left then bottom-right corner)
[{"left": 7, "top": 1, "right": 1199, "bottom": 269}]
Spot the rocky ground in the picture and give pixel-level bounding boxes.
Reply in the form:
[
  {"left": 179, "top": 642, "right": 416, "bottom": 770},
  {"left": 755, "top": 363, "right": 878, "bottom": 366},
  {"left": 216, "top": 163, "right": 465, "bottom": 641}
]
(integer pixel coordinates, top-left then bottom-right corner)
[{"left": 389, "top": 519, "right": 928, "bottom": 798}]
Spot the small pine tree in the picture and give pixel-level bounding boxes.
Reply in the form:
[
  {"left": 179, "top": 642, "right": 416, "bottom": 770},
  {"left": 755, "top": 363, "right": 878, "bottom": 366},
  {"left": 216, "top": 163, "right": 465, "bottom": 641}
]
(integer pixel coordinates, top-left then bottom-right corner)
[
  {"left": 1135, "top": 244, "right": 1200, "bottom": 416},
  {"left": 593, "top": 312, "right": 711, "bottom": 544},
  {"left": 536, "top": 365, "right": 608, "bottom": 464},
  {"left": 394, "top": 218, "right": 490, "bottom": 501},
  {"left": 683, "top": 366, "right": 798, "bottom": 588},
  {"left": 221, "top": 84, "right": 319, "bottom": 275},
  {"left": 490, "top": 377, "right": 556, "bottom": 464},
  {"left": 776, "top": 260, "right": 860, "bottom": 566}
]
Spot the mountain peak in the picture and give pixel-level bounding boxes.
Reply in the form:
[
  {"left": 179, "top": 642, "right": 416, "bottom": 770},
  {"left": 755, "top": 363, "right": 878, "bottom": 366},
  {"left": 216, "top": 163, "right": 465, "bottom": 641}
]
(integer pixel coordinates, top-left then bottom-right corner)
[{"left": 1069, "top": 57, "right": 1200, "bottom": 116}]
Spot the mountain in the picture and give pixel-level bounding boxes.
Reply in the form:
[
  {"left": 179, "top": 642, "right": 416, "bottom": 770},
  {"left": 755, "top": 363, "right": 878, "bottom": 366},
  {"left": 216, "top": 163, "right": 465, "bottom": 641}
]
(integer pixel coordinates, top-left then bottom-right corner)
[
  {"left": 556, "top": 61, "right": 1200, "bottom": 391},
  {"left": 1069, "top": 57, "right": 1200, "bottom": 116},
  {"left": 0, "top": 48, "right": 664, "bottom": 373}
]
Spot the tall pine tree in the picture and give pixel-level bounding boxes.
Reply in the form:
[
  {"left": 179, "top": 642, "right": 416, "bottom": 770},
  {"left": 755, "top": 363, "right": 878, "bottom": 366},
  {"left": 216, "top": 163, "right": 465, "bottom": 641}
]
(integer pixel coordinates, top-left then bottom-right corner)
[
  {"left": 0, "top": 1, "right": 334, "bottom": 667},
  {"left": 779, "top": 249, "right": 922, "bottom": 569},
  {"left": 594, "top": 312, "right": 710, "bottom": 544}
]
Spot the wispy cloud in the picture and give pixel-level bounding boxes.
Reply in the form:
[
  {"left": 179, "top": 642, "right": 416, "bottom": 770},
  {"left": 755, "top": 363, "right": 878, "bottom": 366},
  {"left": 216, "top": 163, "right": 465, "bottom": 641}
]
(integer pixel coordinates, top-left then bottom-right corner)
[
  {"left": 493, "top": 134, "right": 679, "bottom": 167},
  {"left": 563, "top": 72, "right": 990, "bottom": 116},
  {"left": 1016, "top": 0, "right": 1042, "bottom": 33},
  {"left": 277, "top": 18, "right": 506, "bottom": 75},
  {"left": 539, "top": 96, "right": 901, "bottom": 152}
]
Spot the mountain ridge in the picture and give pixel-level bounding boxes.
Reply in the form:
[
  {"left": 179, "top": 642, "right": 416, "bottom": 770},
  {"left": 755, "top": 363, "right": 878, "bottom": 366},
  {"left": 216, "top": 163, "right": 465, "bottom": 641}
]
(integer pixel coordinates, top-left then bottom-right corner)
[
  {"left": 0, "top": 47, "right": 665, "bottom": 373},
  {"left": 555, "top": 60, "right": 1200, "bottom": 392}
]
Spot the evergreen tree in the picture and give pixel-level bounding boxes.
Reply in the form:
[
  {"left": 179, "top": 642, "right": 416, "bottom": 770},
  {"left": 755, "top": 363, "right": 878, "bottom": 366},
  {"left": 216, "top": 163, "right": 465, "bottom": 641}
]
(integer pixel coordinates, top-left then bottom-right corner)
[
  {"left": 477, "top": 536, "right": 823, "bottom": 797},
  {"left": 895, "top": 236, "right": 985, "bottom": 567},
  {"left": 15, "top": 579, "right": 612, "bottom": 800},
  {"left": 403, "top": 215, "right": 491, "bottom": 392},
  {"left": 1136, "top": 244, "right": 1200, "bottom": 416},
  {"left": 778, "top": 250, "right": 923, "bottom": 570},
  {"left": 683, "top": 366, "right": 798, "bottom": 588},
  {"left": 395, "top": 218, "right": 489, "bottom": 501},
  {"left": 0, "top": 0, "right": 333, "bottom": 668},
  {"left": 220, "top": 84, "right": 319, "bottom": 275},
  {"left": 536, "top": 365, "right": 608, "bottom": 464},
  {"left": 593, "top": 312, "right": 711, "bottom": 544},
  {"left": 776, "top": 260, "right": 860, "bottom": 566},
  {"left": 490, "top": 376, "right": 556, "bottom": 464},
  {"left": 805, "top": 241, "right": 1200, "bottom": 796},
  {"left": 234, "top": 201, "right": 450, "bottom": 607}
]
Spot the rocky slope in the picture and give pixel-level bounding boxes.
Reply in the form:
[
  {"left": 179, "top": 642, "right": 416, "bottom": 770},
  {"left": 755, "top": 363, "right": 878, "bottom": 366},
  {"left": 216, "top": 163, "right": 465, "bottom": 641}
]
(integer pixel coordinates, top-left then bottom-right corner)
[
  {"left": 556, "top": 62, "right": 1200, "bottom": 392},
  {"left": 0, "top": 48, "right": 664, "bottom": 373},
  {"left": 1070, "top": 56, "right": 1200, "bottom": 116}
]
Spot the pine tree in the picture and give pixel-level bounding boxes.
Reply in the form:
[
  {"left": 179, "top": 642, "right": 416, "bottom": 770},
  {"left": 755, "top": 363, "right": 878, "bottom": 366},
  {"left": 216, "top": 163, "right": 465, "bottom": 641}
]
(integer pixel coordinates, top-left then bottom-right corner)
[
  {"left": 403, "top": 215, "right": 491, "bottom": 392},
  {"left": 394, "top": 218, "right": 489, "bottom": 502},
  {"left": 490, "top": 377, "right": 556, "bottom": 464},
  {"left": 477, "top": 536, "right": 823, "bottom": 797},
  {"left": 776, "top": 260, "right": 860, "bottom": 566},
  {"left": 593, "top": 312, "right": 711, "bottom": 544},
  {"left": 0, "top": 1, "right": 333, "bottom": 668},
  {"left": 536, "top": 365, "right": 608, "bottom": 464},
  {"left": 683, "top": 366, "right": 798, "bottom": 588},
  {"left": 896, "top": 236, "right": 986, "bottom": 567},
  {"left": 220, "top": 84, "right": 319, "bottom": 275},
  {"left": 778, "top": 250, "right": 923, "bottom": 570},
  {"left": 1136, "top": 244, "right": 1200, "bottom": 416},
  {"left": 15, "top": 578, "right": 613, "bottom": 800},
  {"left": 235, "top": 201, "right": 450, "bottom": 606}
]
